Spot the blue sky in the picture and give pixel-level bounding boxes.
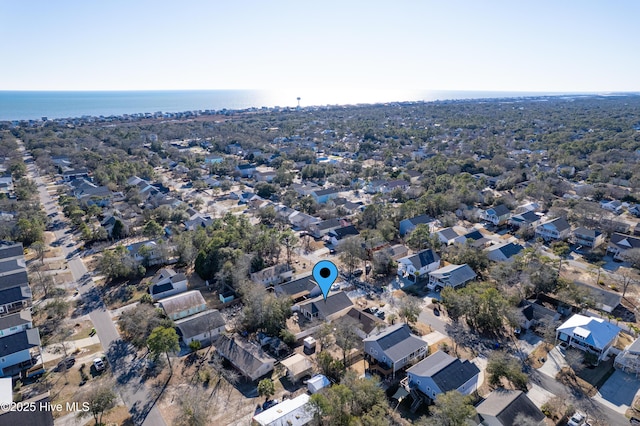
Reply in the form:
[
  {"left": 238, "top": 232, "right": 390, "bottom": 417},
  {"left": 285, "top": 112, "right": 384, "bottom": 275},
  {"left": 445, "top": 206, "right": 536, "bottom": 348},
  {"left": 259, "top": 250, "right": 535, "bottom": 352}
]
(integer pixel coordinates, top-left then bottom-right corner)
[{"left": 1, "top": 1, "right": 639, "bottom": 92}]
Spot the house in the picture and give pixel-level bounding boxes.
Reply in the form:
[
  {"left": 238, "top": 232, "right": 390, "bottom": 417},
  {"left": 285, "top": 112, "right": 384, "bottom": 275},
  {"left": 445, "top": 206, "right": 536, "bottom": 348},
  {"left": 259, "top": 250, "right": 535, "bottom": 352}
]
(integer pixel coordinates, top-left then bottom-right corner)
[
  {"left": 461, "top": 229, "right": 491, "bottom": 248},
  {"left": 254, "top": 167, "right": 277, "bottom": 182},
  {"left": 573, "top": 281, "right": 621, "bottom": 313},
  {"left": 175, "top": 309, "right": 226, "bottom": 346},
  {"left": 485, "top": 242, "right": 524, "bottom": 262},
  {"left": 309, "top": 218, "right": 345, "bottom": 238},
  {"left": 310, "top": 187, "right": 342, "bottom": 204},
  {"left": 572, "top": 227, "right": 605, "bottom": 249},
  {"left": 614, "top": 337, "right": 640, "bottom": 376},
  {"left": 236, "top": 163, "right": 257, "bottom": 178},
  {"left": 601, "top": 199, "right": 624, "bottom": 214},
  {"left": 148, "top": 268, "right": 188, "bottom": 301},
  {"left": 0, "top": 285, "right": 32, "bottom": 317},
  {"left": 435, "top": 227, "right": 465, "bottom": 245},
  {"left": 326, "top": 225, "right": 360, "bottom": 246},
  {"left": 127, "top": 240, "right": 167, "bottom": 267},
  {"left": 0, "top": 392, "right": 54, "bottom": 426},
  {"left": 481, "top": 204, "right": 511, "bottom": 226},
  {"left": 364, "top": 323, "right": 428, "bottom": 378},
  {"left": 428, "top": 264, "right": 476, "bottom": 290},
  {"left": 519, "top": 300, "right": 560, "bottom": 330},
  {"left": 534, "top": 217, "right": 571, "bottom": 241},
  {"left": 215, "top": 334, "right": 276, "bottom": 381},
  {"left": 405, "top": 351, "right": 480, "bottom": 403},
  {"left": 274, "top": 274, "right": 322, "bottom": 301},
  {"left": 184, "top": 214, "right": 213, "bottom": 231},
  {"left": 250, "top": 264, "right": 293, "bottom": 287},
  {"left": 101, "top": 215, "right": 128, "bottom": 238},
  {"left": 0, "top": 310, "right": 32, "bottom": 337},
  {"left": 381, "top": 244, "right": 409, "bottom": 261},
  {"left": 0, "top": 328, "right": 41, "bottom": 377},
  {"left": 62, "top": 168, "right": 89, "bottom": 182},
  {"left": 607, "top": 233, "right": 640, "bottom": 261},
  {"left": 251, "top": 393, "right": 313, "bottom": 426},
  {"left": 629, "top": 204, "right": 640, "bottom": 217},
  {"left": 288, "top": 211, "right": 320, "bottom": 230},
  {"left": 508, "top": 210, "right": 542, "bottom": 229},
  {"left": 299, "top": 291, "right": 353, "bottom": 322},
  {"left": 158, "top": 290, "right": 207, "bottom": 321},
  {"left": 341, "top": 308, "right": 385, "bottom": 339},
  {"left": 280, "top": 353, "right": 313, "bottom": 382},
  {"left": 475, "top": 389, "right": 545, "bottom": 426},
  {"left": 381, "top": 179, "right": 410, "bottom": 193},
  {"left": 556, "top": 314, "right": 621, "bottom": 362},
  {"left": 399, "top": 214, "right": 437, "bottom": 237},
  {"left": 397, "top": 249, "right": 441, "bottom": 283}
]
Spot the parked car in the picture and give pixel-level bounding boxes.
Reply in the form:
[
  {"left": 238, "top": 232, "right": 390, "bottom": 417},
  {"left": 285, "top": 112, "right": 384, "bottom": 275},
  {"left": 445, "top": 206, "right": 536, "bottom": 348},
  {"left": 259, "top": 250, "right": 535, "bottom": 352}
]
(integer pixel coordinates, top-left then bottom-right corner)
[
  {"left": 55, "top": 357, "right": 75, "bottom": 371},
  {"left": 262, "top": 399, "right": 279, "bottom": 410},
  {"left": 567, "top": 411, "right": 586, "bottom": 426},
  {"left": 93, "top": 357, "right": 105, "bottom": 372}
]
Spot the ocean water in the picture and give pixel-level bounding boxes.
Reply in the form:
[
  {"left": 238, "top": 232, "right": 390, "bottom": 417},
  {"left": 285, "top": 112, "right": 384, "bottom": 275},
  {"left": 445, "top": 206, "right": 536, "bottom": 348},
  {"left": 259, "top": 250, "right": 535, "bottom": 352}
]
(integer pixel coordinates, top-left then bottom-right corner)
[{"left": 0, "top": 89, "right": 573, "bottom": 121}]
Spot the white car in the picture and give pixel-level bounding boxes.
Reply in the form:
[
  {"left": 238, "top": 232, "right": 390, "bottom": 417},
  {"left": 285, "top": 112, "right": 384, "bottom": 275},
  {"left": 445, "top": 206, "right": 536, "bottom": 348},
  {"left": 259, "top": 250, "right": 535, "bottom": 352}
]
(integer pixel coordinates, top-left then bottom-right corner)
[
  {"left": 567, "top": 411, "right": 586, "bottom": 426},
  {"left": 93, "top": 357, "right": 105, "bottom": 371}
]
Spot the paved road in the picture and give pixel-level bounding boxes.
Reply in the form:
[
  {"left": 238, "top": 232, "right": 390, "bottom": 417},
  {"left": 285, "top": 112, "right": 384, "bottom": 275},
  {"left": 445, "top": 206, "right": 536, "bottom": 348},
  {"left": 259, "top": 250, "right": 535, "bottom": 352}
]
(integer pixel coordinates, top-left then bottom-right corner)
[{"left": 24, "top": 147, "right": 166, "bottom": 426}]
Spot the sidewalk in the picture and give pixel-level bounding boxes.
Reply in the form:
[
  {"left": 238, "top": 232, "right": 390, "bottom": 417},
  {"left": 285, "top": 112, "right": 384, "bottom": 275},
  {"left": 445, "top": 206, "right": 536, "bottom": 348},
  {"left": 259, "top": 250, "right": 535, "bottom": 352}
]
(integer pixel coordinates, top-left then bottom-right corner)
[{"left": 42, "top": 335, "right": 101, "bottom": 363}]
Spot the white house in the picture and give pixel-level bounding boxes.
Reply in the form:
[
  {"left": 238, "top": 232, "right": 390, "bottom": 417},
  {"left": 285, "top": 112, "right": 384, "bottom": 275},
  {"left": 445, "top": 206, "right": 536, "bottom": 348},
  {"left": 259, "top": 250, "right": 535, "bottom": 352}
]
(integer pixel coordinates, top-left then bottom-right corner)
[
  {"left": 175, "top": 309, "right": 225, "bottom": 346},
  {"left": 572, "top": 227, "right": 605, "bottom": 249},
  {"left": 485, "top": 242, "right": 524, "bottom": 262},
  {"left": 534, "top": 217, "right": 571, "bottom": 241},
  {"left": 405, "top": 351, "right": 480, "bottom": 402},
  {"left": 252, "top": 394, "right": 313, "bottom": 426},
  {"left": 158, "top": 290, "right": 207, "bottom": 321},
  {"left": 397, "top": 249, "right": 441, "bottom": 283},
  {"left": 607, "top": 233, "right": 640, "bottom": 261},
  {"left": 250, "top": 264, "right": 293, "bottom": 287},
  {"left": 216, "top": 334, "right": 276, "bottom": 381},
  {"left": 481, "top": 204, "right": 511, "bottom": 226},
  {"left": 148, "top": 268, "right": 188, "bottom": 301},
  {"left": 556, "top": 314, "right": 621, "bottom": 362}
]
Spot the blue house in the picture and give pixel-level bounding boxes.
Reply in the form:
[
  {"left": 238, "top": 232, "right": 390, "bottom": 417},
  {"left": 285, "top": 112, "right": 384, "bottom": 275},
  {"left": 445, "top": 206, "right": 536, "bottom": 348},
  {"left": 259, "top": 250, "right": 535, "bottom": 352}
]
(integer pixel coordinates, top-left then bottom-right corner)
[{"left": 0, "top": 328, "right": 41, "bottom": 377}]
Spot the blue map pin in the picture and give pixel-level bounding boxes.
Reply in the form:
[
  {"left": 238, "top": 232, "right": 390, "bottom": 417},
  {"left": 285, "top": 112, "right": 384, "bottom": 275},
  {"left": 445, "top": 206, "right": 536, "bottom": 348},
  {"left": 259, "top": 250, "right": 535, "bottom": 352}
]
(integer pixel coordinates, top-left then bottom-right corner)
[{"left": 312, "top": 260, "right": 339, "bottom": 301}]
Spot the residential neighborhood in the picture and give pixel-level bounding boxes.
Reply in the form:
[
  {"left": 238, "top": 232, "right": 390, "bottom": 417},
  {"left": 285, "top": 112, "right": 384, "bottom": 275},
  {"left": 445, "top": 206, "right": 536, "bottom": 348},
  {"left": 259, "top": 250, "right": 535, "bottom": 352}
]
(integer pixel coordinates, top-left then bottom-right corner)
[{"left": 2, "top": 94, "right": 640, "bottom": 425}]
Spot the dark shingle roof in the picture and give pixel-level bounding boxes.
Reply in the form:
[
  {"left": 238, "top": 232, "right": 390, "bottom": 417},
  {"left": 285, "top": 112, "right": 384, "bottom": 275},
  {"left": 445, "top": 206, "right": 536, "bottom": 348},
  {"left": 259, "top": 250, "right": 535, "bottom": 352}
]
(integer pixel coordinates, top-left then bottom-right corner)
[
  {"left": 332, "top": 225, "right": 359, "bottom": 239},
  {"left": 498, "top": 242, "right": 524, "bottom": 259},
  {"left": 0, "top": 270, "right": 29, "bottom": 291},
  {"left": 300, "top": 291, "right": 353, "bottom": 318},
  {"left": 175, "top": 309, "right": 225, "bottom": 340},
  {"left": 0, "top": 328, "right": 40, "bottom": 357},
  {"left": 364, "top": 324, "right": 427, "bottom": 363},
  {"left": 405, "top": 249, "right": 440, "bottom": 270},
  {"left": 489, "top": 204, "right": 510, "bottom": 217},
  {"left": 0, "top": 310, "right": 31, "bottom": 330},
  {"left": 0, "top": 242, "right": 23, "bottom": 260},
  {"left": 275, "top": 275, "right": 315, "bottom": 298},
  {"left": 431, "top": 358, "right": 480, "bottom": 393},
  {"left": 215, "top": 335, "right": 275, "bottom": 379},
  {"left": 0, "top": 286, "right": 31, "bottom": 305},
  {"left": 477, "top": 389, "right": 545, "bottom": 426}
]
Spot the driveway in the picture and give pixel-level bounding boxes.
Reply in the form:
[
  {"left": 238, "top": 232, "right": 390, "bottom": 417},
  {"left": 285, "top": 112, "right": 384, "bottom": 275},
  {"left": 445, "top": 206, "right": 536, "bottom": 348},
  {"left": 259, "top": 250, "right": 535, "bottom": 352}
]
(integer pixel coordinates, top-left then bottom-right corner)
[
  {"left": 593, "top": 370, "right": 640, "bottom": 414},
  {"left": 538, "top": 346, "right": 568, "bottom": 378}
]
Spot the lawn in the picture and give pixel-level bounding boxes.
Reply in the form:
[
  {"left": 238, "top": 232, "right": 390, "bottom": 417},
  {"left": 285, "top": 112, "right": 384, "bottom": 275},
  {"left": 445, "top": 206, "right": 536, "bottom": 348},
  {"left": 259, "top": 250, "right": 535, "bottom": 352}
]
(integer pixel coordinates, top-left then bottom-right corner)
[{"left": 575, "top": 357, "right": 615, "bottom": 389}]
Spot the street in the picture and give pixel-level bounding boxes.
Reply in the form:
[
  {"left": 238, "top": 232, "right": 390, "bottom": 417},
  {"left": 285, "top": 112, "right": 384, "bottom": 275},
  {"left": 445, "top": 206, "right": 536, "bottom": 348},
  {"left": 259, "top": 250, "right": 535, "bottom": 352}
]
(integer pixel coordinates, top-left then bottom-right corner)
[{"left": 24, "top": 145, "right": 167, "bottom": 426}]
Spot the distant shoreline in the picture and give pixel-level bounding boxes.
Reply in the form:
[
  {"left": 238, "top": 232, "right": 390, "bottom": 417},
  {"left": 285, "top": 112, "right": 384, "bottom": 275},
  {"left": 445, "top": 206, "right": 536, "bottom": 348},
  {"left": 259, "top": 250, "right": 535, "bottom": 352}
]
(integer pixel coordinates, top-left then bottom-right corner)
[{"left": 1, "top": 89, "right": 636, "bottom": 122}]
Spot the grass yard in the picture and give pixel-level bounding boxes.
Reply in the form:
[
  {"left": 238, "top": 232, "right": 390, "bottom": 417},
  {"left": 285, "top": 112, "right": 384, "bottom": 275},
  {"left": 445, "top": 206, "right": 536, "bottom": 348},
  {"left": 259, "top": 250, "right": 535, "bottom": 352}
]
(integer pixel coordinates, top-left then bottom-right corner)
[{"left": 528, "top": 342, "right": 554, "bottom": 369}]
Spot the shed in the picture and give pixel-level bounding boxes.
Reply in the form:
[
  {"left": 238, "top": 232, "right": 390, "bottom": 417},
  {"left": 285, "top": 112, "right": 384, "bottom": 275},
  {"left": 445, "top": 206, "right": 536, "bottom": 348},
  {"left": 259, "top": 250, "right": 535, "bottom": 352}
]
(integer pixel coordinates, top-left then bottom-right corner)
[
  {"left": 280, "top": 353, "right": 313, "bottom": 381},
  {"left": 307, "top": 374, "right": 330, "bottom": 394}
]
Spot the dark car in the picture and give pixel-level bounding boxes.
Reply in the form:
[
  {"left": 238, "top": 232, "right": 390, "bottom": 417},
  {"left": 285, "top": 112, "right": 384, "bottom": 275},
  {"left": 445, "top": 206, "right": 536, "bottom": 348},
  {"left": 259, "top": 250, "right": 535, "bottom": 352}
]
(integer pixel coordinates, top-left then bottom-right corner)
[
  {"left": 353, "top": 269, "right": 363, "bottom": 277},
  {"left": 55, "top": 357, "right": 76, "bottom": 371},
  {"left": 433, "top": 308, "right": 440, "bottom": 316},
  {"left": 262, "top": 399, "right": 279, "bottom": 410}
]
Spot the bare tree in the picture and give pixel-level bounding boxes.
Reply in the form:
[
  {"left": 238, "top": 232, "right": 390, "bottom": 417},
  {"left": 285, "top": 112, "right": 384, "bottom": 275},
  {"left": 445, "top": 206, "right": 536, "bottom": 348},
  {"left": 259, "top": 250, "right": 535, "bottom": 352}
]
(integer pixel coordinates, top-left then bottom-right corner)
[
  {"left": 613, "top": 267, "right": 638, "bottom": 298},
  {"left": 175, "top": 388, "right": 213, "bottom": 426}
]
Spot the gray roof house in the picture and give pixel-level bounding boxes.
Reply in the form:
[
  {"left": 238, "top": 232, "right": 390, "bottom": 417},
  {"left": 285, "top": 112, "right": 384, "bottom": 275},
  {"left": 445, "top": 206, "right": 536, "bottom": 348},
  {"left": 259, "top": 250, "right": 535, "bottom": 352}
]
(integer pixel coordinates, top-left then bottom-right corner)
[
  {"left": 428, "top": 264, "right": 476, "bottom": 290},
  {"left": 274, "top": 274, "right": 322, "bottom": 302},
  {"left": 572, "top": 227, "right": 605, "bottom": 249},
  {"left": 481, "top": 204, "right": 511, "bottom": 226},
  {"left": 175, "top": 309, "right": 226, "bottom": 346},
  {"left": 215, "top": 334, "right": 276, "bottom": 381},
  {"left": 397, "top": 249, "right": 441, "bottom": 283},
  {"left": 607, "top": 233, "right": 640, "bottom": 261},
  {"left": 476, "top": 389, "right": 545, "bottom": 426},
  {"left": 508, "top": 210, "right": 542, "bottom": 229},
  {"left": 158, "top": 290, "right": 207, "bottom": 321},
  {"left": 250, "top": 264, "right": 293, "bottom": 287},
  {"left": 436, "top": 227, "right": 465, "bottom": 245},
  {"left": 485, "top": 242, "right": 524, "bottom": 262},
  {"left": 148, "top": 268, "right": 188, "bottom": 301},
  {"left": 405, "top": 351, "right": 480, "bottom": 402},
  {"left": 299, "top": 291, "right": 353, "bottom": 322},
  {"left": 534, "top": 217, "right": 571, "bottom": 241},
  {"left": 364, "top": 323, "right": 428, "bottom": 378},
  {"left": 399, "top": 215, "right": 437, "bottom": 237}
]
